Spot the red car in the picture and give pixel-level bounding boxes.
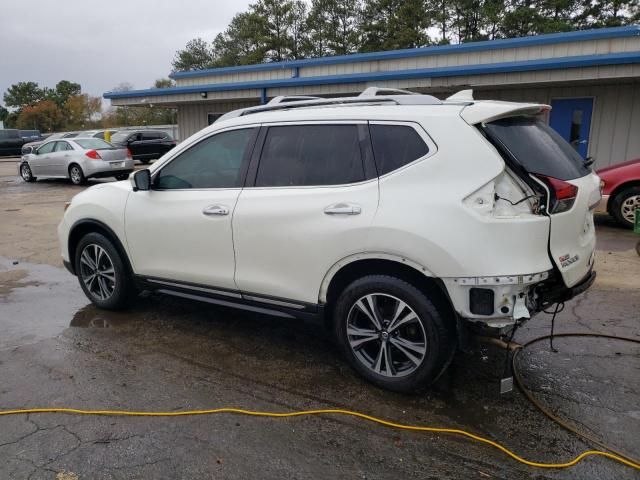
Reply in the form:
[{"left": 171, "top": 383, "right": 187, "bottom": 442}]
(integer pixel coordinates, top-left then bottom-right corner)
[{"left": 596, "top": 158, "right": 640, "bottom": 228}]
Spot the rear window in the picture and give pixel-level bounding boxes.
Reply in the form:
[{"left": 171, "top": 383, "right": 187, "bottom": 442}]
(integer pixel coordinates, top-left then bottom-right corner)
[
  {"left": 74, "top": 139, "right": 113, "bottom": 150},
  {"left": 110, "top": 132, "right": 130, "bottom": 143},
  {"left": 483, "top": 116, "right": 590, "bottom": 181},
  {"left": 369, "top": 125, "right": 429, "bottom": 175},
  {"left": 255, "top": 125, "right": 365, "bottom": 187}
]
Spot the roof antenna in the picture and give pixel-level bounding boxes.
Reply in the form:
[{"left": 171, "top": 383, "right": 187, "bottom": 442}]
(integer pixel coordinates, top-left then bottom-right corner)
[{"left": 446, "top": 89, "right": 474, "bottom": 101}]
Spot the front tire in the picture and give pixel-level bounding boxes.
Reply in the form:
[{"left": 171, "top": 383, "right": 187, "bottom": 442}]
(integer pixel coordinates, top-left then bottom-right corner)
[
  {"left": 20, "top": 163, "right": 36, "bottom": 182},
  {"left": 69, "top": 164, "right": 86, "bottom": 185},
  {"left": 74, "top": 232, "right": 135, "bottom": 310},
  {"left": 610, "top": 186, "right": 640, "bottom": 229},
  {"left": 115, "top": 173, "right": 130, "bottom": 181},
  {"left": 333, "top": 275, "right": 455, "bottom": 393}
]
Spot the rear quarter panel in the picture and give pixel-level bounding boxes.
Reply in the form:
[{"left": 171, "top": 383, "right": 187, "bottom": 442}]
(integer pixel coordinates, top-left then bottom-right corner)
[{"left": 367, "top": 115, "right": 553, "bottom": 278}]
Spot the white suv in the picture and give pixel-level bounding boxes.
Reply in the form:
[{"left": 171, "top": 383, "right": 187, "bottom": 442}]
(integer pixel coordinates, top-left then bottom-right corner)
[{"left": 58, "top": 89, "right": 599, "bottom": 392}]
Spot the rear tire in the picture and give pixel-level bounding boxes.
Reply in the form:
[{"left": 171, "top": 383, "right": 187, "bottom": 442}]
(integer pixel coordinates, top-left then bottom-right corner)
[
  {"left": 74, "top": 232, "right": 135, "bottom": 310},
  {"left": 69, "top": 164, "right": 86, "bottom": 185},
  {"left": 19, "top": 163, "right": 36, "bottom": 182},
  {"left": 610, "top": 186, "right": 640, "bottom": 229},
  {"left": 333, "top": 275, "right": 455, "bottom": 393}
]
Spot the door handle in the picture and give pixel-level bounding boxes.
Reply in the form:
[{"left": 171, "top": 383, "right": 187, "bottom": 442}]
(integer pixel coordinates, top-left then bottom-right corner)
[
  {"left": 202, "top": 205, "right": 229, "bottom": 216},
  {"left": 324, "top": 203, "right": 362, "bottom": 215}
]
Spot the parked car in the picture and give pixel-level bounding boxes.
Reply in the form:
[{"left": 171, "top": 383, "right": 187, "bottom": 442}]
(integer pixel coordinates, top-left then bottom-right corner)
[
  {"left": 20, "top": 137, "right": 134, "bottom": 185},
  {"left": 109, "top": 129, "right": 176, "bottom": 164},
  {"left": 0, "top": 129, "right": 26, "bottom": 156},
  {"left": 19, "top": 130, "right": 42, "bottom": 142},
  {"left": 77, "top": 129, "right": 119, "bottom": 140},
  {"left": 21, "top": 132, "right": 81, "bottom": 154},
  {"left": 595, "top": 158, "right": 640, "bottom": 228},
  {"left": 58, "top": 90, "right": 599, "bottom": 392}
]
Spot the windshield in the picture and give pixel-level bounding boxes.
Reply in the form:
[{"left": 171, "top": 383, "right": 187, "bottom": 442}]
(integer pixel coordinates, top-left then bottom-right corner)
[
  {"left": 483, "top": 116, "right": 591, "bottom": 181},
  {"left": 74, "top": 138, "right": 114, "bottom": 150},
  {"left": 110, "top": 132, "right": 130, "bottom": 143}
]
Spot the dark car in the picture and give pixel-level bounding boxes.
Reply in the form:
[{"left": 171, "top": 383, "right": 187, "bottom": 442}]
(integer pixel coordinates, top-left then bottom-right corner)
[
  {"left": 19, "top": 130, "right": 42, "bottom": 142},
  {"left": 0, "top": 129, "right": 26, "bottom": 156},
  {"left": 110, "top": 130, "right": 176, "bottom": 164}
]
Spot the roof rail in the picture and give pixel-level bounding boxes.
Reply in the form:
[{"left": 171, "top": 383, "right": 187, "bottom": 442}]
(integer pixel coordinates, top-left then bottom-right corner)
[
  {"left": 268, "top": 95, "right": 322, "bottom": 105},
  {"left": 215, "top": 90, "right": 442, "bottom": 123},
  {"left": 359, "top": 87, "right": 418, "bottom": 97}
]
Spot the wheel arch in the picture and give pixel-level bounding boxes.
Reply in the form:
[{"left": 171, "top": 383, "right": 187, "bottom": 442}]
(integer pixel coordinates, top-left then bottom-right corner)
[
  {"left": 67, "top": 219, "right": 133, "bottom": 277},
  {"left": 320, "top": 254, "right": 457, "bottom": 331},
  {"left": 608, "top": 180, "right": 640, "bottom": 212}
]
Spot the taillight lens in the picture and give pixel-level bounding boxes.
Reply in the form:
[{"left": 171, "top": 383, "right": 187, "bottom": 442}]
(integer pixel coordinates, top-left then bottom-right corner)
[
  {"left": 534, "top": 174, "right": 578, "bottom": 214},
  {"left": 126, "top": 148, "right": 132, "bottom": 159},
  {"left": 85, "top": 149, "right": 102, "bottom": 160}
]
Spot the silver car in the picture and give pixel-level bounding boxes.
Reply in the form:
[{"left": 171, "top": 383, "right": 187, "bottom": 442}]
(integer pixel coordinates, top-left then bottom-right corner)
[{"left": 19, "top": 138, "right": 134, "bottom": 185}]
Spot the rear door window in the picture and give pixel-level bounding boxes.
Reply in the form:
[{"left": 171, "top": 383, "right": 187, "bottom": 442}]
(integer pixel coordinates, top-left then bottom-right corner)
[
  {"left": 483, "top": 116, "right": 590, "bottom": 180},
  {"left": 369, "top": 124, "right": 429, "bottom": 175},
  {"left": 255, "top": 125, "right": 365, "bottom": 187}
]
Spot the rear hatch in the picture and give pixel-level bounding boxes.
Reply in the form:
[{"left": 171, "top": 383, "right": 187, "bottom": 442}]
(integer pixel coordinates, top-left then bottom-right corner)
[{"left": 463, "top": 102, "right": 600, "bottom": 288}]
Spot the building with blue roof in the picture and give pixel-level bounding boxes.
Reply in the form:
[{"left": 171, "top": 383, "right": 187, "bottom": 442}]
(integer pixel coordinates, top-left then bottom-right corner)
[{"left": 104, "top": 26, "right": 640, "bottom": 168}]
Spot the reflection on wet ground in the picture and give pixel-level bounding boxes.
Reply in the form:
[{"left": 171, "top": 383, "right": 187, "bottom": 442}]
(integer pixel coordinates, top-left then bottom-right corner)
[{"left": 0, "top": 255, "right": 638, "bottom": 479}]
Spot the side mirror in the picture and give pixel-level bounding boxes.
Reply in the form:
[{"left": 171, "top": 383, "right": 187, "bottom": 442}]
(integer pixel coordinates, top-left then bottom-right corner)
[{"left": 131, "top": 169, "right": 151, "bottom": 192}]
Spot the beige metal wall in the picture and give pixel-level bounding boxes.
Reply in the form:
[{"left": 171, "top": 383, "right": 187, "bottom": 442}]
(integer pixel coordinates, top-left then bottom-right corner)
[
  {"left": 177, "top": 100, "right": 259, "bottom": 141},
  {"left": 475, "top": 82, "right": 640, "bottom": 168}
]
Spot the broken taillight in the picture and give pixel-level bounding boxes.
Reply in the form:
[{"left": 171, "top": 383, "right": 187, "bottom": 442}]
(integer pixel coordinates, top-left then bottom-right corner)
[{"left": 533, "top": 174, "right": 578, "bottom": 214}]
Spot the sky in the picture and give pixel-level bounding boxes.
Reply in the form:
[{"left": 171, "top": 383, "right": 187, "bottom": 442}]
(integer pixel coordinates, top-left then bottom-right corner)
[{"left": 0, "top": 0, "right": 252, "bottom": 106}]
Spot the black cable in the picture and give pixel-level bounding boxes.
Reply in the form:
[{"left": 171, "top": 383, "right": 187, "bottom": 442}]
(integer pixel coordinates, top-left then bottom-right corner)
[
  {"left": 494, "top": 193, "right": 541, "bottom": 206},
  {"left": 545, "top": 302, "right": 564, "bottom": 353}
]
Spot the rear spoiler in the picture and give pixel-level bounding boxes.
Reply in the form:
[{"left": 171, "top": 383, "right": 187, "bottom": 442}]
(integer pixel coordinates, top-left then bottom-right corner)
[{"left": 460, "top": 101, "right": 551, "bottom": 125}]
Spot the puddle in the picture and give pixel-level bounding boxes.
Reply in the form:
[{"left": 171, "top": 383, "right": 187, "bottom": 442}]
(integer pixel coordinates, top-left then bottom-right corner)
[{"left": 0, "top": 257, "right": 87, "bottom": 350}]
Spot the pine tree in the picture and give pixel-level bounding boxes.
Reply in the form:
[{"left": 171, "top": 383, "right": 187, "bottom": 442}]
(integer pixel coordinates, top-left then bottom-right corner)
[{"left": 360, "top": 0, "right": 431, "bottom": 52}]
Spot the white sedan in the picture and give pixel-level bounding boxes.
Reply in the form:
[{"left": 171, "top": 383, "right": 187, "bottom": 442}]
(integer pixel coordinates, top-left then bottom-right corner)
[{"left": 19, "top": 138, "right": 134, "bottom": 185}]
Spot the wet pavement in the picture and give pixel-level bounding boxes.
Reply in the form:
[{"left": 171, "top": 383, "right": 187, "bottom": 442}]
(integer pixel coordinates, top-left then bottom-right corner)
[{"left": 0, "top": 161, "right": 639, "bottom": 479}]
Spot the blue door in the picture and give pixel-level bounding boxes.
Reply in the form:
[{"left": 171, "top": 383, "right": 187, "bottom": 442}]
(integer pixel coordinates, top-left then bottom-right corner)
[{"left": 549, "top": 98, "right": 593, "bottom": 159}]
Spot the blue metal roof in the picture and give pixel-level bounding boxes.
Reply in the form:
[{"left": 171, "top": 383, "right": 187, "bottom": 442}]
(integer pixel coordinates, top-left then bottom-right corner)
[
  {"left": 104, "top": 51, "right": 640, "bottom": 100},
  {"left": 168, "top": 25, "right": 640, "bottom": 80}
]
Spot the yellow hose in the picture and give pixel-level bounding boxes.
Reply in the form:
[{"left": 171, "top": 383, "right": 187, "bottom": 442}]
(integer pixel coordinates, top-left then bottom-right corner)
[{"left": 1, "top": 406, "right": 638, "bottom": 471}]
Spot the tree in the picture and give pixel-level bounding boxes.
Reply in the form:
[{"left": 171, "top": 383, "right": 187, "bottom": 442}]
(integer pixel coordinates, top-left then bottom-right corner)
[
  {"left": 306, "top": 0, "right": 361, "bottom": 56},
  {"left": 254, "top": 0, "right": 295, "bottom": 62},
  {"left": 213, "top": 11, "right": 270, "bottom": 66},
  {"left": 47, "top": 80, "right": 82, "bottom": 107},
  {"left": 172, "top": 38, "right": 216, "bottom": 71},
  {"left": 16, "top": 100, "right": 64, "bottom": 132},
  {"left": 360, "top": 0, "right": 430, "bottom": 52},
  {"left": 154, "top": 78, "right": 175, "bottom": 89},
  {"left": 64, "top": 94, "right": 102, "bottom": 129},
  {"left": 3, "top": 82, "right": 44, "bottom": 109},
  {"left": 0, "top": 105, "right": 8, "bottom": 124},
  {"left": 577, "top": 0, "right": 638, "bottom": 28}
]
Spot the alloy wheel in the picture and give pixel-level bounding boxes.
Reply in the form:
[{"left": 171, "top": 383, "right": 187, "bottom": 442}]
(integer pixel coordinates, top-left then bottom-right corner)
[
  {"left": 621, "top": 195, "right": 640, "bottom": 224},
  {"left": 79, "top": 244, "right": 116, "bottom": 300},
  {"left": 20, "top": 164, "right": 32, "bottom": 181},
  {"left": 346, "top": 293, "right": 427, "bottom": 377},
  {"left": 70, "top": 166, "right": 82, "bottom": 184}
]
